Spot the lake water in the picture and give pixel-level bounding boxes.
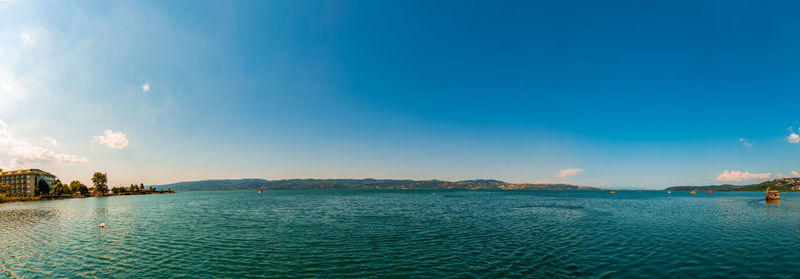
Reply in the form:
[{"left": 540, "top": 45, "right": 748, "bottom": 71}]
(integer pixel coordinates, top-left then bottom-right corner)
[{"left": 1, "top": 190, "right": 800, "bottom": 278}]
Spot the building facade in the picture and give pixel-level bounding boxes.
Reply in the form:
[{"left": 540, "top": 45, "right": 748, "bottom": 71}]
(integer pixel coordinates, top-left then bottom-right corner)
[{"left": 0, "top": 169, "right": 58, "bottom": 197}]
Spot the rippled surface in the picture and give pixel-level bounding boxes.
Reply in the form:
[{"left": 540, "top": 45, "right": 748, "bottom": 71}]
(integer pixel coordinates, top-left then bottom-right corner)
[{"left": 2, "top": 190, "right": 800, "bottom": 278}]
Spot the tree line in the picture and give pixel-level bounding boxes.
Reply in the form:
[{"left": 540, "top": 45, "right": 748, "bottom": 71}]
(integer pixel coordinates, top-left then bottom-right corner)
[{"left": 1, "top": 172, "right": 170, "bottom": 200}]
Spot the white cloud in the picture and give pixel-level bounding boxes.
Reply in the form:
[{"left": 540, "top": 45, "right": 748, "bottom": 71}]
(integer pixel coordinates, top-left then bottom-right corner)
[
  {"left": 20, "top": 32, "right": 34, "bottom": 47},
  {"left": 141, "top": 82, "right": 150, "bottom": 92},
  {"left": 788, "top": 133, "right": 800, "bottom": 143},
  {"left": 557, "top": 168, "right": 583, "bottom": 179},
  {"left": 716, "top": 170, "right": 771, "bottom": 182},
  {"left": 92, "top": 130, "right": 129, "bottom": 149},
  {"left": 0, "top": 120, "right": 89, "bottom": 169},
  {"left": 777, "top": 172, "right": 800, "bottom": 179},
  {"left": 738, "top": 138, "right": 753, "bottom": 148},
  {"left": 42, "top": 136, "right": 59, "bottom": 146}
]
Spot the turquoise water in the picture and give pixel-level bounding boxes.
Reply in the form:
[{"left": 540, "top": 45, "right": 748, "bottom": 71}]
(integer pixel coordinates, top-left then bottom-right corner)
[{"left": 2, "top": 190, "right": 800, "bottom": 278}]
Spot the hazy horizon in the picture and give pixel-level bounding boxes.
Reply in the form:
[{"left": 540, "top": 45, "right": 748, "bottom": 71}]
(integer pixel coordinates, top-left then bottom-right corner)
[
  {"left": 3, "top": 0, "right": 800, "bottom": 189},
  {"left": 152, "top": 176, "right": 774, "bottom": 190}
]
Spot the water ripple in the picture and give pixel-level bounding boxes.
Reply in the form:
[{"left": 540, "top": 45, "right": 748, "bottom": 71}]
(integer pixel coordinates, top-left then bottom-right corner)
[{"left": 2, "top": 191, "right": 800, "bottom": 278}]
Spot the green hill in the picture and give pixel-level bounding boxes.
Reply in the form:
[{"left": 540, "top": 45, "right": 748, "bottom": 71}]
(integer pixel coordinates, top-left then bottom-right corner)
[
  {"left": 664, "top": 178, "right": 800, "bottom": 192},
  {"left": 735, "top": 178, "right": 800, "bottom": 192},
  {"left": 155, "top": 178, "right": 600, "bottom": 192}
]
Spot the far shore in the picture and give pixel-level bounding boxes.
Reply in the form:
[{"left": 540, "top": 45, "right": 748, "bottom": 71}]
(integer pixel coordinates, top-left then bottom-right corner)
[{"left": 157, "top": 177, "right": 800, "bottom": 192}]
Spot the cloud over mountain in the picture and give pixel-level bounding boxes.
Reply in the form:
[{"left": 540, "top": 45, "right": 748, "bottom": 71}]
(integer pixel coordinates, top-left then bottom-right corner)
[
  {"left": 557, "top": 168, "right": 583, "bottom": 179},
  {"left": 716, "top": 170, "right": 771, "bottom": 182}
]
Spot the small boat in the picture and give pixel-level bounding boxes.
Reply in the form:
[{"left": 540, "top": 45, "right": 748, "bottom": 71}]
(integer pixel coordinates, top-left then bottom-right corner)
[
  {"left": 610, "top": 191, "right": 616, "bottom": 194},
  {"left": 98, "top": 223, "right": 105, "bottom": 228},
  {"left": 766, "top": 187, "right": 780, "bottom": 201},
  {"left": 258, "top": 187, "right": 263, "bottom": 194},
  {"left": 707, "top": 191, "right": 712, "bottom": 194},
  {"left": 690, "top": 191, "right": 696, "bottom": 195},
  {"left": 667, "top": 191, "right": 671, "bottom": 194}
]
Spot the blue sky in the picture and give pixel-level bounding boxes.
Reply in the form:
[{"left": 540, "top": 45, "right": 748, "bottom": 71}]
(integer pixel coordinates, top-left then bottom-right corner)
[{"left": 2, "top": 0, "right": 800, "bottom": 188}]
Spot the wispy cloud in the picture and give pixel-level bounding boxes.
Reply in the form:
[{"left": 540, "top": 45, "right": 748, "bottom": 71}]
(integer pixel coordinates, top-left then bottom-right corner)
[
  {"left": 92, "top": 130, "right": 130, "bottom": 149},
  {"left": 20, "top": 32, "right": 34, "bottom": 47},
  {"left": 42, "top": 136, "right": 59, "bottom": 146},
  {"left": 0, "top": 120, "right": 89, "bottom": 169},
  {"left": 788, "top": 122, "right": 800, "bottom": 132},
  {"left": 716, "top": 170, "right": 771, "bottom": 182},
  {"left": 0, "top": 0, "right": 21, "bottom": 9},
  {"left": 738, "top": 138, "right": 753, "bottom": 148},
  {"left": 779, "top": 171, "right": 800, "bottom": 178},
  {"left": 557, "top": 168, "right": 583, "bottom": 179},
  {"left": 0, "top": 68, "right": 29, "bottom": 103}
]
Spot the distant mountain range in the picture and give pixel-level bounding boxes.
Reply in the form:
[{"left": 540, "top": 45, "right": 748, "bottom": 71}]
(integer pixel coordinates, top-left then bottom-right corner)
[
  {"left": 155, "top": 178, "right": 600, "bottom": 192},
  {"left": 155, "top": 177, "right": 800, "bottom": 192},
  {"left": 664, "top": 178, "right": 800, "bottom": 192}
]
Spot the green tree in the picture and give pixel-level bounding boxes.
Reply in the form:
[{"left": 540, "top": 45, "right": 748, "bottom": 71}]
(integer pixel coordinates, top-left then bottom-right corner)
[
  {"left": 35, "top": 180, "right": 50, "bottom": 196},
  {"left": 92, "top": 172, "right": 109, "bottom": 195},
  {"left": 0, "top": 184, "right": 10, "bottom": 198},
  {"left": 69, "top": 181, "right": 89, "bottom": 196},
  {"left": 51, "top": 181, "right": 71, "bottom": 197},
  {"left": 113, "top": 186, "right": 130, "bottom": 194}
]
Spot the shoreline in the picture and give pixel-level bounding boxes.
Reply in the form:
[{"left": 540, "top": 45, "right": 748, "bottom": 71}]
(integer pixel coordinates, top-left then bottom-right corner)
[
  {"left": 0, "top": 191, "right": 175, "bottom": 204},
  {"left": 262, "top": 189, "right": 787, "bottom": 193}
]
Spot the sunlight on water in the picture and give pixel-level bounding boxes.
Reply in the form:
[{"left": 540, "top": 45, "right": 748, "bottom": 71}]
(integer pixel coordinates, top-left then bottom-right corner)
[{"left": 2, "top": 191, "right": 800, "bottom": 278}]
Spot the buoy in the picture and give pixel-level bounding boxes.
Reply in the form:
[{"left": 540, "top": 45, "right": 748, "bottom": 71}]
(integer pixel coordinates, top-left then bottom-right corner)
[
  {"left": 707, "top": 191, "right": 712, "bottom": 194},
  {"left": 690, "top": 191, "right": 696, "bottom": 195},
  {"left": 668, "top": 191, "right": 671, "bottom": 194},
  {"left": 98, "top": 223, "right": 105, "bottom": 228},
  {"left": 610, "top": 191, "right": 616, "bottom": 194}
]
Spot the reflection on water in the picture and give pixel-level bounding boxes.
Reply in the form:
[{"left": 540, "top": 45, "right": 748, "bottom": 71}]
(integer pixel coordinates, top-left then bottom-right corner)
[
  {"left": 2, "top": 191, "right": 800, "bottom": 278},
  {"left": 765, "top": 199, "right": 781, "bottom": 217}
]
